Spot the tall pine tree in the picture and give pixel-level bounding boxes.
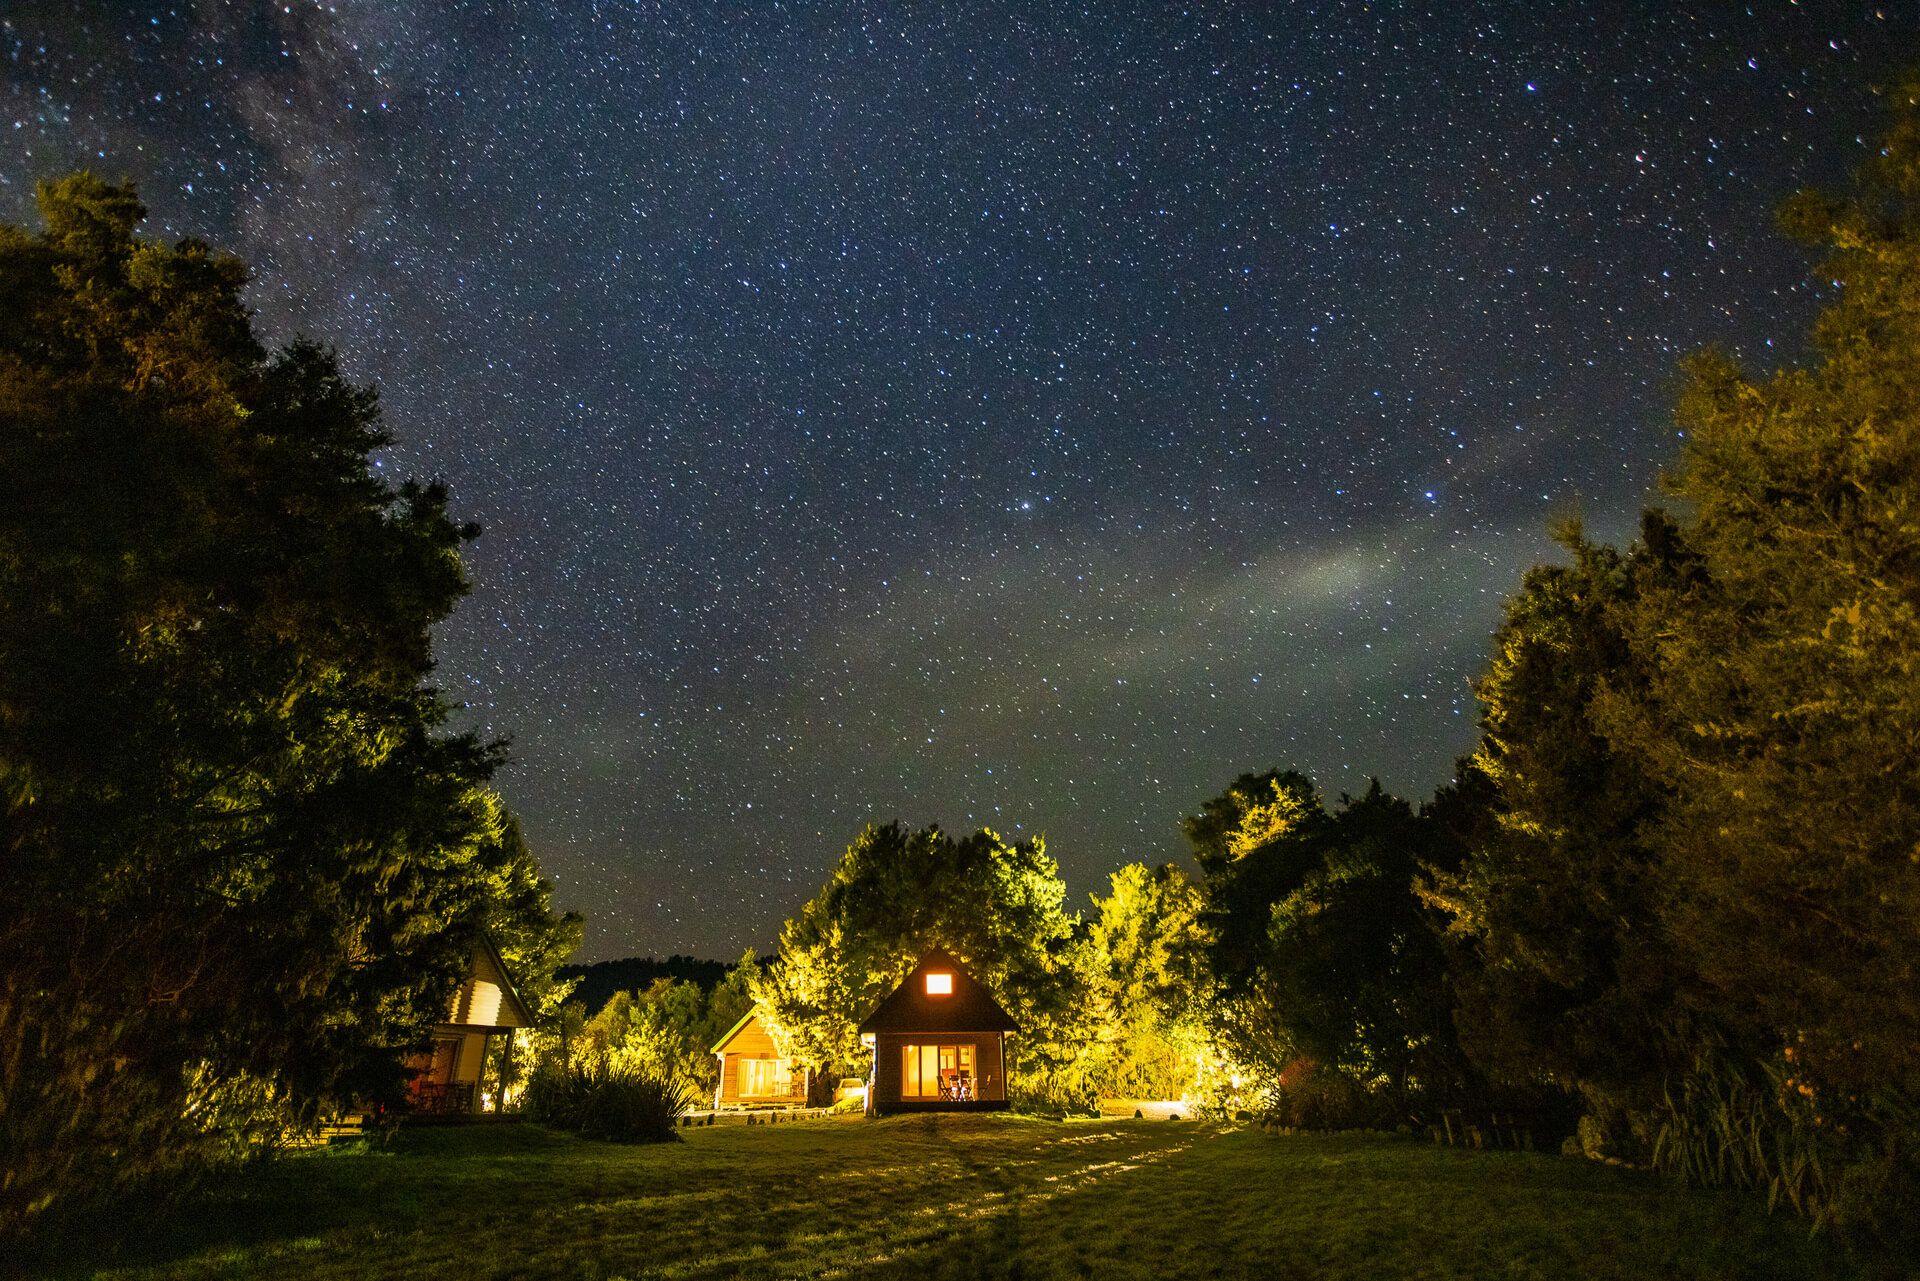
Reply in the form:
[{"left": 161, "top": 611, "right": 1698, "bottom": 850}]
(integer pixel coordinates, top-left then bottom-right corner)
[
  {"left": 0, "top": 177, "right": 556, "bottom": 1229},
  {"left": 1438, "top": 82, "right": 1920, "bottom": 1227}
]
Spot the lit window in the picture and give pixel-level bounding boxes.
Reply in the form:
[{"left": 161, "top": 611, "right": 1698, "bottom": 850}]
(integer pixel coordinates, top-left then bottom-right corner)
[
  {"left": 900, "top": 1043, "right": 976, "bottom": 1097},
  {"left": 738, "top": 1057, "right": 791, "bottom": 1097},
  {"left": 926, "top": 973, "right": 952, "bottom": 995}
]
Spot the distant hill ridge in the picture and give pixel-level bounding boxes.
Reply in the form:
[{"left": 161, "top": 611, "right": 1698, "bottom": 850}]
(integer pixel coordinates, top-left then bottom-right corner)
[{"left": 556, "top": 955, "right": 735, "bottom": 1017}]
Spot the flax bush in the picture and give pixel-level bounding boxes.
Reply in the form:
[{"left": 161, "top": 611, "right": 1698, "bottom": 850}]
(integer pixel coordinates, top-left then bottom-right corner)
[
  {"left": 1652, "top": 1047, "right": 1920, "bottom": 1250},
  {"left": 524, "top": 1060, "right": 695, "bottom": 1144}
]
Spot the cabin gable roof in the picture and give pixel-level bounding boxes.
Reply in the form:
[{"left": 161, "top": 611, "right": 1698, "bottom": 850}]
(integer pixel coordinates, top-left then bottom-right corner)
[
  {"left": 710, "top": 1008, "right": 762, "bottom": 1056},
  {"left": 443, "top": 932, "right": 536, "bottom": 1031},
  {"left": 857, "top": 948, "right": 1018, "bottom": 1035}
]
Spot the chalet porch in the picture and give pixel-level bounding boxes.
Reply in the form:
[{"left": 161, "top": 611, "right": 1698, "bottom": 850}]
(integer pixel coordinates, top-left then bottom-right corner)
[{"left": 402, "top": 935, "right": 534, "bottom": 1116}]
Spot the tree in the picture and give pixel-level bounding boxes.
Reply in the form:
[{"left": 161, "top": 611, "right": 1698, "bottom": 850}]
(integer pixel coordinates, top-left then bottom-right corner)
[
  {"left": 1082, "top": 862, "right": 1207, "bottom": 1100},
  {"left": 702, "top": 951, "right": 760, "bottom": 1056},
  {"left": 1183, "top": 771, "right": 1333, "bottom": 1099},
  {"left": 1430, "top": 83, "right": 1920, "bottom": 1227},
  {"left": 570, "top": 984, "right": 706, "bottom": 1087},
  {"left": 1280, "top": 783, "right": 1471, "bottom": 1107},
  {"left": 1184, "top": 770, "right": 1330, "bottom": 975},
  {"left": 1421, "top": 526, "right": 1701, "bottom": 1139},
  {"left": 1589, "top": 83, "right": 1920, "bottom": 1221},
  {"left": 750, "top": 822, "right": 1087, "bottom": 1106},
  {"left": 1188, "top": 772, "right": 1474, "bottom": 1117},
  {"left": 475, "top": 813, "right": 584, "bottom": 1106},
  {"left": 1605, "top": 188, "right": 1920, "bottom": 1108},
  {"left": 552, "top": 954, "right": 757, "bottom": 1102},
  {"left": 0, "top": 176, "right": 529, "bottom": 1229}
]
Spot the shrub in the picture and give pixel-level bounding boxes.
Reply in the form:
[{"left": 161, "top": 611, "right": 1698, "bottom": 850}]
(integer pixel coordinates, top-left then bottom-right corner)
[
  {"left": 525, "top": 1060, "right": 695, "bottom": 1144},
  {"left": 1651, "top": 1047, "right": 1920, "bottom": 1249},
  {"left": 1261, "top": 1059, "right": 1396, "bottom": 1130},
  {"left": 1009, "top": 1078, "right": 1098, "bottom": 1118}
]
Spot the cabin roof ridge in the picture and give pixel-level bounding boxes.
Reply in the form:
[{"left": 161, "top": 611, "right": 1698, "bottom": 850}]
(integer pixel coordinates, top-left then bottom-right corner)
[
  {"left": 709, "top": 1006, "right": 762, "bottom": 1056},
  {"left": 856, "top": 946, "right": 1019, "bottom": 1035}
]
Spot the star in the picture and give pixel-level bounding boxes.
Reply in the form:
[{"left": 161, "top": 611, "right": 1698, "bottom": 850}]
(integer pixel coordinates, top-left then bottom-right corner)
[{"left": 0, "top": 2, "right": 1906, "bottom": 958}]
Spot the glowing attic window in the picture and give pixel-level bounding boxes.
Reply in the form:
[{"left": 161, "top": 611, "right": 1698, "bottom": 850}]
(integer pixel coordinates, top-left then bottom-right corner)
[{"left": 925, "top": 973, "right": 953, "bottom": 995}]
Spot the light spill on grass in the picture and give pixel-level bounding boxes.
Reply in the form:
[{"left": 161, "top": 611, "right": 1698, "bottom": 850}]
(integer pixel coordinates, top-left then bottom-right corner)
[{"left": 26, "top": 1115, "right": 1886, "bottom": 1281}]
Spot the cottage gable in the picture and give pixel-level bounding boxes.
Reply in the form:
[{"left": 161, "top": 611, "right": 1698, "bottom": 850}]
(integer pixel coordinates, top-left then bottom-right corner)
[
  {"left": 857, "top": 948, "right": 1018, "bottom": 1036},
  {"left": 447, "top": 935, "right": 535, "bottom": 1030}
]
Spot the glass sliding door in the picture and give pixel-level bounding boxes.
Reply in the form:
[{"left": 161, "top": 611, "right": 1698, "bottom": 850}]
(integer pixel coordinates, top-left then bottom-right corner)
[
  {"left": 920, "top": 1044, "right": 940, "bottom": 1097},
  {"left": 902, "top": 1044, "right": 931, "bottom": 1097},
  {"left": 900, "top": 1043, "right": 977, "bottom": 1098}
]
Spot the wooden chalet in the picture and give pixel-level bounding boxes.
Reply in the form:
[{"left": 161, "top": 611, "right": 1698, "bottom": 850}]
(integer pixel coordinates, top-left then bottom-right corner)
[
  {"left": 858, "top": 948, "right": 1017, "bottom": 1113},
  {"left": 710, "top": 1009, "right": 812, "bottom": 1108},
  {"left": 405, "top": 934, "right": 534, "bottom": 1115}
]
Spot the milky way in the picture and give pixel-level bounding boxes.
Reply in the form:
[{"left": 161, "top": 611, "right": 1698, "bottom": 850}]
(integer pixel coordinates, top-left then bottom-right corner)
[{"left": 3, "top": 3, "right": 1908, "bottom": 959}]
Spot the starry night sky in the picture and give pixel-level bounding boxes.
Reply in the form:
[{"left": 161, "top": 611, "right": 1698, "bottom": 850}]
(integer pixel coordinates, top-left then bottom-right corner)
[{"left": 3, "top": 3, "right": 1911, "bottom": 961}]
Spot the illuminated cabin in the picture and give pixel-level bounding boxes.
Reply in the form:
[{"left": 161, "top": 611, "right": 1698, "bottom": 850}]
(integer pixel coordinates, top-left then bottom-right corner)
[
  {"left": 406, "top": 934, "right": 534, "bottom": 1114},
  {"left": 711, "top": 1009, "right": 812, "bottom": 1108},
  {"left": 858, "top": 949, "right": 1018, "bottom": 1113}
]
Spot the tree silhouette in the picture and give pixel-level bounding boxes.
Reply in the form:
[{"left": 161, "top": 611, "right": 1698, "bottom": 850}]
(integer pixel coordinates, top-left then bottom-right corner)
[{"left": 0, "top": 176, "right": 549, "bottom": 1229}]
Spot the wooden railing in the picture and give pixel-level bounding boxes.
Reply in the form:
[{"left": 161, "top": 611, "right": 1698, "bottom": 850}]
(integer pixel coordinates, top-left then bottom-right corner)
[{"left": 408, "top": 1081, "right": 476, "bottom": 1115}]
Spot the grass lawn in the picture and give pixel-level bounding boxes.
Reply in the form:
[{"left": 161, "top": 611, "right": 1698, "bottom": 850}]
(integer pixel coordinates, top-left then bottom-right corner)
[{"left": 11, "top": 1115, "right": 1892, "bottom": 1281}]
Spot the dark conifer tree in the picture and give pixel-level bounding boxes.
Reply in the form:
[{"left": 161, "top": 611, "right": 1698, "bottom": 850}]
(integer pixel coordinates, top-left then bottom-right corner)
[
  {"left": 0, "top": 177, "right": 566, "bottom": 1229},
  {"left": 1436, "top": 82, "right": 1920, "bottom": 1228}
]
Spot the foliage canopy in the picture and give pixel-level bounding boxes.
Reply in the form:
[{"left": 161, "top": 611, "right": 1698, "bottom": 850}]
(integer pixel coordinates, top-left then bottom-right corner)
[
  {"left": 0, "top": 176, "right": 567, "bottom": 1229},
  {"left": 1431, "top": 80, "right": 1920, "bottom": 1231},
  {"left": 751, "top": 821, "right": 1086, "bottom": 1105},
  {"left": 1186, "top": 772, "right": 1473, "bottom": 1116},
  {"left": 1079, "top": 862, "right": 1207, "bottom": 1101}
]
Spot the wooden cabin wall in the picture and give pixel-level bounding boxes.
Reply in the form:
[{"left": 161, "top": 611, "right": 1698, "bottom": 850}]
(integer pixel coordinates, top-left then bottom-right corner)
[
  {"left": 717, "top": 1054, "right": 808, "bottom": 1104},
  {"left": 873, "top": 1033, "right": 904, "bottom": 1103},
  {"left": 976, "top": 1036, "right": 1005, "bottom": 1102},
  {"left": 720, "top": 1020, "right": 782, "bottom": 1057}
]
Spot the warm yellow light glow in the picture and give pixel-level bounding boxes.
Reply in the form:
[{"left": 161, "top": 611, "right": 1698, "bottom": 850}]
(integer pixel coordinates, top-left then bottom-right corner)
[
  {"left": 926, "top": 973, "right": 953, "bottom": 994},
  {"left": 901, "top": 1043, "right": 976, "bottom": 1098},
  {"left": 739, "top": 1057, "right": 792, "bottom": 1097}
]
